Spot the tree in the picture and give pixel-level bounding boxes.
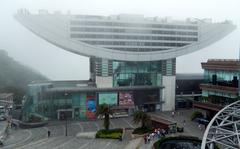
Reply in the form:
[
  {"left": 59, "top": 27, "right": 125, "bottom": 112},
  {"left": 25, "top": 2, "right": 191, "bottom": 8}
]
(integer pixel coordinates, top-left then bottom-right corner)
[
  {"left": 133, "top": 110, "right": 151, "bottom": 128},
  {"left": 96, "top": 104, "right": 113, "bottom": 130}
]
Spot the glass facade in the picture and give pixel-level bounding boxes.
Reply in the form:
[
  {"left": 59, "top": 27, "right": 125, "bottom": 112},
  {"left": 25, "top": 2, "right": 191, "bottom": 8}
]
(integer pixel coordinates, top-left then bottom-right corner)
[
  {"left": 71, "top": 34, "right": 198, "bottom": 41},
  {"left": 24, "top": 91, "right": 94, "bottom": 120},
  {"left": 69, "top": 16, "right": 198, "bottom": 53},
  {"left": 204, "top": 70, "right": 239, "bottom": 83},
  {"left": 70, "top": 27, "right": 198, "bottom": 35},
  {"left": 70, "top": 20, "right": 198, "bottom": 30},
  {"left": 23, "top": 83, "right": 161, "bottom": 120},
  {"left": 113, "top": 60, "right": 175, "bottom": 87},
  {"left": 200, "top": 61, "right": 240, "bottom": 107}
]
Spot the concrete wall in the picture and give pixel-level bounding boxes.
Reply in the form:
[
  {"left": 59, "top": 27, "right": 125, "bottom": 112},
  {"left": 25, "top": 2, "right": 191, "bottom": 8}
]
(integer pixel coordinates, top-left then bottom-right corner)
[
  {"left": 96, "top": 76, "right": 113, "bottom": 88},
  {"left": 162, "top": 76, "right": 176, "bottom": 111}
]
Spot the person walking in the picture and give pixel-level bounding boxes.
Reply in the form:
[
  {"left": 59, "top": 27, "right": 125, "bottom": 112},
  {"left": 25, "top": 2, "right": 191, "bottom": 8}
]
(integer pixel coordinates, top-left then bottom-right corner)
[
  {"left": 157, "top": 129, "right": 161, "bottom": 139},
  {"left": 171, "top": 111, "right": 175, "bottom": 118},
  {"left": 47, "top": 130, "right": 51, "bottom": 138},
  {"left": 147, "top": 134, "right": 151, "bottom": 143},
  {"left": 198, "top": 124, "right": 202, "bottom": 130},
  {"left": 144, "top": 134, "right": 147, "bottom": 144}
]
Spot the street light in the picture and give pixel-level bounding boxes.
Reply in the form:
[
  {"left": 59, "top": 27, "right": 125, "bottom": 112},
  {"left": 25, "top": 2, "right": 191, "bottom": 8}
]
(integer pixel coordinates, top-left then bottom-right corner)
[{"left": 64, "top": 92, "right": 68, "bottom": 136}]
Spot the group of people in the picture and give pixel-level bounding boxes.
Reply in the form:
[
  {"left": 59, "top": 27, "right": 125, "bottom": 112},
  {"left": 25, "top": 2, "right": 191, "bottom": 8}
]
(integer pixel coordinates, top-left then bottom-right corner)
[
  {"left": 171, "top": 111, "right": 183, "bottom": 118},
  {"left": 143, "top": 128, "right": 167, "bottom": 144},
  {"left": 5, "top": 118, "right": 18, "bottom": 131}
]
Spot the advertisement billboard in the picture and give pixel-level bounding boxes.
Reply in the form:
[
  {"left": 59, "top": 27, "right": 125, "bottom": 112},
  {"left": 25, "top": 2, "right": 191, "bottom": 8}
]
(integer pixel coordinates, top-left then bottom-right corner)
[
  {"left": 86, "top": 96, "right": 96, "bottom": 119},
  {"left": 119, "top": 92, "right": 134, "bottom": 106},
  {"left": 98, "top": 93, "right": 118, "bottom": 105}
]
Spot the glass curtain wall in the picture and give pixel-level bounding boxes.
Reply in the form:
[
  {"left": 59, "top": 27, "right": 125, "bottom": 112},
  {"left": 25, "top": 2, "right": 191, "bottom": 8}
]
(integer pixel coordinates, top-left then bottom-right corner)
[
  {"left": 36, "top": 92, "right": 73, "bottom": 119},
  {"left": 204, "top": 70, "right": 239, "bottom": 83},
  {"left": 113, "top": 61, "right": 163, "bottom": 87}
]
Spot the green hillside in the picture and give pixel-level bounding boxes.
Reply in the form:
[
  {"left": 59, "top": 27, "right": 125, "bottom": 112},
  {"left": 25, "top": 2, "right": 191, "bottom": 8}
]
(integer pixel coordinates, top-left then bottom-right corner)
[{"left": 0, "top": 50, "right": 48, "bottom": 103}]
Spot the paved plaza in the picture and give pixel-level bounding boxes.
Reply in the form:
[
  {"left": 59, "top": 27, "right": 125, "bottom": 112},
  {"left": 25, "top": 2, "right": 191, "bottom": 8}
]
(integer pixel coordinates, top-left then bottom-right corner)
[
  {"left": 0, "top": 121, "right": 6, "bottom": 134},
  {"left": 1, "top": 117, "right": 135, "bottom": 149},
  {"left": 0, "top": 109, "right": 205, "bottom": 149}
]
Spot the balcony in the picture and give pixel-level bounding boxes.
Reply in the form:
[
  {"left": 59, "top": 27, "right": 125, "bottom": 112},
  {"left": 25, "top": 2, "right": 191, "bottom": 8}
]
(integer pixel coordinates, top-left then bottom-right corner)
[
  {"left": 200, "top": 83, "right": 238, "bottom": 94},
  {"left": 193, "top": 101, "right": 223, "bottom": 112}
]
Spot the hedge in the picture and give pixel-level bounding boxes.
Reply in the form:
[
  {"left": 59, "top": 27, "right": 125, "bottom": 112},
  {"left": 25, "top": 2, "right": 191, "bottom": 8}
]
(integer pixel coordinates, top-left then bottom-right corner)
[
  {"left": 132, "top": 127, "right": 153, "bottom": 135},
  {"left": 96, "top": 128, "right": 123, "bottom": 139},
  {"left": 190, "top": 111, "right": 204, "bottom": 121}
]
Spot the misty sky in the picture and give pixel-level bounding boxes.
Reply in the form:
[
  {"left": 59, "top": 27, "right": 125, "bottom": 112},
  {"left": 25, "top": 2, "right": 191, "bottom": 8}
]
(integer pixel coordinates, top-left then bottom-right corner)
[{"left": 0, "top": 0, "right": 240, "bottom": 80}]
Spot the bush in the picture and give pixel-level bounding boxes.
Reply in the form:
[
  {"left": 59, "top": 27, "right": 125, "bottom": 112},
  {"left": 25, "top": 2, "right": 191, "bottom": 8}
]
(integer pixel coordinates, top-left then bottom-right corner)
[
  {"left": 190, "top": 111, "right": 203, "bottom": 121},
  {"left": 132, "top": 127, "right": 153, "bottom": 135},
  {"left": 96, "top": 128, "right": 123, "bottom": 139}
]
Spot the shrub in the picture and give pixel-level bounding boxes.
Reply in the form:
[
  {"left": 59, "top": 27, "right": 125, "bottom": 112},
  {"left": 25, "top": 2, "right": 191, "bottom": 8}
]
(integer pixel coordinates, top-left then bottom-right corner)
[
  {"left": 190, "top": 111, "right": 203, "bottom": 121},
  {"left": 132, "top": 127, "right": 153, "bottom": 135},
  {"left": 96, "top": 128, "right": 123, "bottom": 139}
]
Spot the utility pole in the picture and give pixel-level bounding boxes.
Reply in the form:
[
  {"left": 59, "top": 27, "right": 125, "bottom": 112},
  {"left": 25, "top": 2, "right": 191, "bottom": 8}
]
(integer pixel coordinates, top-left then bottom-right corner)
[{"left": 65, "top": 92, "right": 68, "bottom": 136}]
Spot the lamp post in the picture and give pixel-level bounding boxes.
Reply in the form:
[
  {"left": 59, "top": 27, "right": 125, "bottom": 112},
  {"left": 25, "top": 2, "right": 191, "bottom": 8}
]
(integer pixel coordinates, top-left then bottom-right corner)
[{"left": 64, "top": 92, "right": 68, "bottom": 136}]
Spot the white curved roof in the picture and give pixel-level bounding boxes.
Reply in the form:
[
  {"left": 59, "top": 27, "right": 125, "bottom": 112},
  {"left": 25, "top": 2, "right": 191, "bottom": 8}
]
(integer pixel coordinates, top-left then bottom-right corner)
[{"left": 15, "top": 11, "right": 236, "bottom": 61}]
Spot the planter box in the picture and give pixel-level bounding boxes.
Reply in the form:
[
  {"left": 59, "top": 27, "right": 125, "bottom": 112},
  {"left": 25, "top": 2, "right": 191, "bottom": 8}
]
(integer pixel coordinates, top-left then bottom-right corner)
[{"left": 19, "top": 121, "right": 48, "bottom": 129}]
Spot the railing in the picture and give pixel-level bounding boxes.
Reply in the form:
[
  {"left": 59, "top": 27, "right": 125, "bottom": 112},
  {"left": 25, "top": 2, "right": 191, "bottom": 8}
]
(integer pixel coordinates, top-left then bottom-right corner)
[
  {"left": 193, "top": 101, "right": 223, "bottom": 111},
  {"left": 208, "top": 59, "right": 240, "bottom": 62},
  {"left": 200, "top": 84, "right": 238, "bottom": 93}
]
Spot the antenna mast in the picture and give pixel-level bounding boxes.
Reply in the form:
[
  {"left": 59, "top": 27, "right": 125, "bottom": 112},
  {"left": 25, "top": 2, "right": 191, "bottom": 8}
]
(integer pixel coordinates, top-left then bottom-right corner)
[{"left": 239, "top": 43, "right": 240, "bottom": 60}]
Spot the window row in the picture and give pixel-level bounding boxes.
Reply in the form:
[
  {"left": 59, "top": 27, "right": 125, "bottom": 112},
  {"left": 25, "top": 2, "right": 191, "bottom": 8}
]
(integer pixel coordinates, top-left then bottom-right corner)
[
  {"left": 70, "top": 21, "right": 198, "bottom": 30},
  {"left": 110, "top": 48, "right": 169, "bottom": 52},
  {"left": 71, "top": 34, "right": 198, "bottom": 41},
  {"left": 82, "top": 40, "right": 189, "bottom": 47},
  {"left": 70, "top": 27, "right": 198, "bottom": 36}
]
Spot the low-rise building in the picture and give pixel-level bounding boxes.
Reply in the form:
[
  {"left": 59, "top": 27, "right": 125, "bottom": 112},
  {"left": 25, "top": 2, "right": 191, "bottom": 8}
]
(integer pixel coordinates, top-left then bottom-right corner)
[
  {"left": 22, "top": 80, "right": 162, "bottom": 121},
  {"left": 0, "top": 93, "right": 13, "bottom": 107},
  {"left": 193, "top": 59, "right": 240, "bottom": 118}
]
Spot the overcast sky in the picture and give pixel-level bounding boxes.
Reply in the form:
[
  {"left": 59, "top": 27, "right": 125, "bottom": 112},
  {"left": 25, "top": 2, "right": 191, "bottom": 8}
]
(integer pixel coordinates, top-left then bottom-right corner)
[{"left": 0, "top": 0, "right": 240, "bottom": 80}]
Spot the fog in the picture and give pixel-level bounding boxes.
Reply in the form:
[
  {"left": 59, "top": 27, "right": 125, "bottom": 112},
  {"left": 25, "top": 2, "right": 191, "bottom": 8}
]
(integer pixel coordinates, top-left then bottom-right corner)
[{"left": 0, "top": 0, "right": 240, "bottom": 80}]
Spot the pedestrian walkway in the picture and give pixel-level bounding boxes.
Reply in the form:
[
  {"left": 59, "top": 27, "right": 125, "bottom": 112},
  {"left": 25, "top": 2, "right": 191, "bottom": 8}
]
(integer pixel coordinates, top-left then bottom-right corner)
[
  {"left": 139, "top": 137, "right": 158, "bottom": 149},
  {"left": 76, "top": 131, "right": 96, "bottom": 139},
  {"left": 124, "top": 137, "right": 142, "bottom": 149},
  {"left": 152, "top": 109, "right": 205, "bottom": 139},
  {"left": 0, "top": 121, "right": 7, "bottom": 135}
]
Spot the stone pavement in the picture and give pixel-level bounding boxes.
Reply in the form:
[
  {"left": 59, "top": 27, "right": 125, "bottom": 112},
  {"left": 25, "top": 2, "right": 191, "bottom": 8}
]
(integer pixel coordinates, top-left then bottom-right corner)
[
  {"left": 76, "top": 131, "right": 96, "bottom": 139},
  {"left": 1, "top": 117, "right": 134, "bottom": 149},
  {"left": 152, "top": 109, "right": 205, "bottom": 139},
  {"left": 137, "top": 109, "right": 206, "bottom": 149},
  {"left": 1, "top": 110, "right": 205, "bottom": 149},
  {"left": 0, "top": 121, "right": 6, "bottom": 134},
  {"left": 124, "top": 137, "right": 142, "bottom": 149}
]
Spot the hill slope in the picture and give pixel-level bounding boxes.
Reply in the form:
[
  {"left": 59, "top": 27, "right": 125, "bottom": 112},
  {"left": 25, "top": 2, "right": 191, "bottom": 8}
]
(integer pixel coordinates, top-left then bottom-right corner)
[{"left": 0, "top": 50, "right": 47, "bottom": 89}]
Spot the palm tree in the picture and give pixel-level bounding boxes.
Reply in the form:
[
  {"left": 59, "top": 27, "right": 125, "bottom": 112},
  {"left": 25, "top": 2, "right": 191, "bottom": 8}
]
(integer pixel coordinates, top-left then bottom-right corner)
[
  {"left": 96, "top": 104, "right": 113, "bottom": 130},
  {"left": 133, "top": 110, "right": 151, "bottom": 128}
]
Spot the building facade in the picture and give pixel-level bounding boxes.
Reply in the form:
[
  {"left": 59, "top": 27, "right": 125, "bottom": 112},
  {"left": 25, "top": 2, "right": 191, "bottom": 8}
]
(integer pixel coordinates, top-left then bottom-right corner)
[
  {"left": 22, "top": 81, "right": 162, "bottom": 121},
  {"left": 14, "top": 9, "right": 236, "bottom": 120},
  {"left": 176, "top": 73, "right": 203, "bottom": 109},
  {"left": 193, "top": 59, "right": 240, "bottom": 118}
]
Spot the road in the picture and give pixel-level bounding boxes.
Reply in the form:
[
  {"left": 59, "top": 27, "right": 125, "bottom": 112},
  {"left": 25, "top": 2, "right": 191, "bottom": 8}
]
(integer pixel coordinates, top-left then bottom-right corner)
[
  {"left": 2, "top": 117, "right": 135, "bottom": 149},
  {"left": 1, "top": 109, "right": 205, "bottom": 149}
]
